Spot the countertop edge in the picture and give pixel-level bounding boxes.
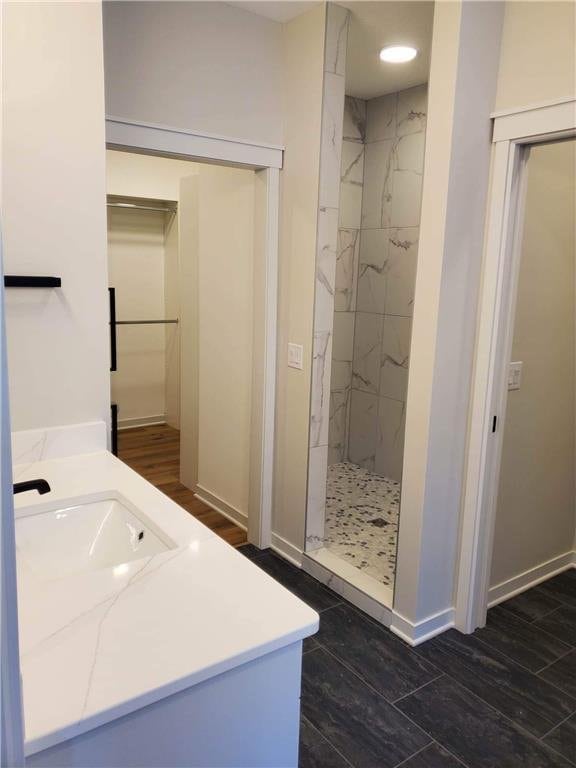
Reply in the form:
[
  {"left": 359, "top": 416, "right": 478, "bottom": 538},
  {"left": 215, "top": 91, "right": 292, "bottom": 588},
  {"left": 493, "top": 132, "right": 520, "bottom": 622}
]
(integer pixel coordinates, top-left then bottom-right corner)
[{"left": 25, "top": 620, "right": 317, "bottom": 757}]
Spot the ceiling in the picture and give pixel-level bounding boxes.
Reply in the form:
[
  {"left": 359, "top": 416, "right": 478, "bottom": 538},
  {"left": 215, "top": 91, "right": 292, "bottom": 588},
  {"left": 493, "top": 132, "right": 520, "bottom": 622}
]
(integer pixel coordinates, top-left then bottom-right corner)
[
  {"left": 342, "top": 2, "right": 434, "bottom": 99},
  {"left": 227, "top": 1, "right": 320, "bottom": 22},
  {"left": 229, "top": 1, "right": 434, "bottom": 100}
]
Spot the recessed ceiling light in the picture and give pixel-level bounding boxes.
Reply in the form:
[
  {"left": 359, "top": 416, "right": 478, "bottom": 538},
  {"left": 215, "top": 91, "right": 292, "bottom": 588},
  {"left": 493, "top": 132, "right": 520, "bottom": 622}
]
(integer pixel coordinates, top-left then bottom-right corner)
[{"left": 379, "top": 45, "right": 418, "bottom": 64}]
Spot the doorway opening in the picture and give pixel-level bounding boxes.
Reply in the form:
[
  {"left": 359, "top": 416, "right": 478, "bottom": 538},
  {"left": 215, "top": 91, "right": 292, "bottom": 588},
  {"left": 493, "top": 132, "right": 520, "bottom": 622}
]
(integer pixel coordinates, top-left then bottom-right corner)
[
  {"left": 488, "top": 139, "right": 576, "bottom": 613},
  {"left": 456, "top": 98, "right": 576, "bottom": 634},
  {"left": 106, "top": 149, "right": 264, "bottom": 548},
  {"left": 304, "top": 0, "right": 434, "bottom": 609}
]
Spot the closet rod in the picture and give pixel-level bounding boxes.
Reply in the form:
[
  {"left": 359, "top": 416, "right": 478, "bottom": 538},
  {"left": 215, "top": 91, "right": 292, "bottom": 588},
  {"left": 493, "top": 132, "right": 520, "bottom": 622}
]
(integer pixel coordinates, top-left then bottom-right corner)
[
  {"left": 107, "top": 203, "right": 177, "bottom": 214},
  {"left": 116, "top": 319, "right": 179, "bottom": 325}
]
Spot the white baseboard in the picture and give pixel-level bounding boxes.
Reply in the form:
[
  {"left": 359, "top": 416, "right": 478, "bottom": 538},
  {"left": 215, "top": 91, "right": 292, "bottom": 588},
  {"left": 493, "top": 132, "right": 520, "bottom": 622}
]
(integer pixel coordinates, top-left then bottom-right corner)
[
  {"left": 278, "top": 546, "right": 455, "bottom": 646},
  {"left": 270, "top": 533, "right": 303, "bottom": 567},
  {"left": 118, "top": 415, "right": 166, "bottom": 430},
  {"left": 390, "top": 608, "right": 455, "bottom": 647},
  {"left": 488, "top": 551, "right": 576, "bottom": 608},
  {"left": 194, "top": 485, "right": 248, "bottom": 531}
]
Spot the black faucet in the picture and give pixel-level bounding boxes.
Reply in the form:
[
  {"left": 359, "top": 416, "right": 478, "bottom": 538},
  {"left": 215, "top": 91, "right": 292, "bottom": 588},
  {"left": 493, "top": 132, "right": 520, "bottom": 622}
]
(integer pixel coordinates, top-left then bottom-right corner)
[{"left": 13, "top": 479, "right": 51, "bottom": 496}]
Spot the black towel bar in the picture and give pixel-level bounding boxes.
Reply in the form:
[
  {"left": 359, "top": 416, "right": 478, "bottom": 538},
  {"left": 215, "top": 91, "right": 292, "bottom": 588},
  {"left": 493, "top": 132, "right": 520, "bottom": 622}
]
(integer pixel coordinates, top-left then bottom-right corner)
[{"left": 4, "top": 276, "right": 61, "bottom": 288}]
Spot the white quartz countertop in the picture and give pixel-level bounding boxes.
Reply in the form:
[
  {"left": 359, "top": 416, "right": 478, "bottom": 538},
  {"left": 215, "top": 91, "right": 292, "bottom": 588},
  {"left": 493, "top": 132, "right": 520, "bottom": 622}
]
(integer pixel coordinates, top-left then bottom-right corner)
[{"left": 13, "top": 450, "right": 318, "bottom": 756}]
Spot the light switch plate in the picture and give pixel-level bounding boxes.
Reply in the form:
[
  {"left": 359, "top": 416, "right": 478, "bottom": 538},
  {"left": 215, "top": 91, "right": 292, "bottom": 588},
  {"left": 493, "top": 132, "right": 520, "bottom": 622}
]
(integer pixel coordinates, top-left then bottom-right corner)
[
  {"left": 508, "top": 361, "right": 523, "bottom": 390},
  {"left": 288, "top": 343, "right": 303, "bottom": 370}
]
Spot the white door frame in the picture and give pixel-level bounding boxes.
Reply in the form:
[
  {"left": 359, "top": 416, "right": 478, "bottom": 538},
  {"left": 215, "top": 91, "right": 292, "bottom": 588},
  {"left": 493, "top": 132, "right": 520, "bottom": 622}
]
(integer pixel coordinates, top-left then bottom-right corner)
[
  {"left": 106, "top": 117, "right": 282, "bottom": 549},
  {"left": 455, "top": 97, "right": 576, "bottom": 633}
]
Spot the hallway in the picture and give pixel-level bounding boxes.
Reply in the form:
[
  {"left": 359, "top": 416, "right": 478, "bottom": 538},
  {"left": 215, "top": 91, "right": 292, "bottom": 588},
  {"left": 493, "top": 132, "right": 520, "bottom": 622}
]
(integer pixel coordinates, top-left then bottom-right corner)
[{"left": 118, "top": 424, "right": 247, "bottom": 547}]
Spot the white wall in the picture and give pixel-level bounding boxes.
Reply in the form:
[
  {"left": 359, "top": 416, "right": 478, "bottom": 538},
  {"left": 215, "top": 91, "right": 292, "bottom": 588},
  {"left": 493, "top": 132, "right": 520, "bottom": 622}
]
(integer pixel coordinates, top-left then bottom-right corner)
[
  {"left": 106, "top": 150, "right": 198, "bottom": 201},
  {"left": 102, "top": 3, "right": 326, "bottom": 552},
  {"left": 491, "top": 140, "right": 576, "bottom": 587},
  {"left": 103, "top": 1, "right": 284, "bottom": 147},
  {"left": 107, "top": 208, "right": 168, "bottom": 427},
  {"left": 2, "top": 1, "right": 110, "bottom": 433},
  {"left": 495, "top": 1, "right": 575, "bottom": 112},
  {"left": 179, "top": 166, "right": 256, "bottom": 520},
  {"left": 273, "top": 5, "right": 325, "bottom": 551},
  {"left": 393, "top": 0, "right": 504, "bottom": 637},
  {"left": 196, "top": 166, "right": 255, "bottom": 517}
]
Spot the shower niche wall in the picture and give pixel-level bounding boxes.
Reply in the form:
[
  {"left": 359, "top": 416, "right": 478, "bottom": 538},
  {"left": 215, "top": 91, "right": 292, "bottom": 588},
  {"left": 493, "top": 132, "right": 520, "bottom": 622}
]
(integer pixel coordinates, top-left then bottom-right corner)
[{"left": 304, "top": 1, "right": 432, "bottom": 608}]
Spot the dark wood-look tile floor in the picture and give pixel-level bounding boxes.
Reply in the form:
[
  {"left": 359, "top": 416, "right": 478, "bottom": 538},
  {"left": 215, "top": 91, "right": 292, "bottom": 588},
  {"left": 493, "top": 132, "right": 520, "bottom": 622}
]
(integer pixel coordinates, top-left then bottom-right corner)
[
  {"left": 118, "top": 424, "right": 247, "bottom": 547},
  {"left": 238, "top": 545, "right": 576, "bottom": 768}
]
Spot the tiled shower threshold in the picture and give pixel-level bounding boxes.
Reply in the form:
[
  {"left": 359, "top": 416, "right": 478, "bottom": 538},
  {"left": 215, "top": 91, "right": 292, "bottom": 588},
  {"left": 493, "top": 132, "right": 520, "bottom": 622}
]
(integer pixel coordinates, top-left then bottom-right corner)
[{"left": 303, "top": 546, "right": 394, "bottom": 612}]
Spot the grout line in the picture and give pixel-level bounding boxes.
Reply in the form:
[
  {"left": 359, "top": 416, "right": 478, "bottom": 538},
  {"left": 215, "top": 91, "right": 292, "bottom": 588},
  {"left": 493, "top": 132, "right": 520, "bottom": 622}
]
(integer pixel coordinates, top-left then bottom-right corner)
[
  {"left": 303, "top": 579, "right": 576, "bottom": 766},
  {"left": 311, "top": 643, "right": 441, "bottom": 754},
  {"left": 470, "top": 625, "right": 569, "bottom": 675},
  {"left": 321, "top": 643, "right": 440, "bottom": 739},
  {"left": 430, "top": 741, "right": 471, "bottom": 768},
  {"left": 538, "top": 720, "right": 576, "bottom": 768},
  {"left": 536, "top": 646, "right": 576, "bottom": 679},
  {"left": 497, "top": 597, "right": 562, "bottom": 624},
  {"left": 317, "top": 602, "right": 344, "bottom": 615},
  {"left": 317, "top": 644, "right": 400, "bottom": 702},
  {"left": 393, "top": 743, "right": 430, "bottom": 767},
  {"left": 300, "top": 714, "right": 354, "bottom": 768},
  {"left": 393, "top": 740, "right": 470, "bottom": 768},
  {"left": 536, "top": 603, "right": 572, "bottom": 620},
  {"left": 419, "top": 626, "right": 576, "bottom": 707},
  {"left": 492, "top": 600, "right": 568, "bottom": 637},
  {"left": 436, "top": 666, "right": 576, "bottom": 752},
  {"left": 391, "top": 673, "right": 444, "bottom": 705},
  {"left": 410, "top": 630, "right": 576, "bottom": 741},
  {"left": 539, "top": 710, "right": 576, "bottom": 742}
]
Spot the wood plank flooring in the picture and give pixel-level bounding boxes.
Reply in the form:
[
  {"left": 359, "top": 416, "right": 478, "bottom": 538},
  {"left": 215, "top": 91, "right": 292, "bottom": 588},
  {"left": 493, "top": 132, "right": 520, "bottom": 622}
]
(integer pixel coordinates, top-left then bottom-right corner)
[{"left": 118, "top": 424, "right": 247, "bottom": 547}]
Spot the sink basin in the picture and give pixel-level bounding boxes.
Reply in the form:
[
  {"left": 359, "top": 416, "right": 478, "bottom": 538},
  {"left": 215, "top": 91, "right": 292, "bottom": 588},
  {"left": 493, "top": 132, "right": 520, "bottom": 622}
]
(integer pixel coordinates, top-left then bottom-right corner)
[{"left": 16, "top": 497, "right": 175, "bottom": 580}]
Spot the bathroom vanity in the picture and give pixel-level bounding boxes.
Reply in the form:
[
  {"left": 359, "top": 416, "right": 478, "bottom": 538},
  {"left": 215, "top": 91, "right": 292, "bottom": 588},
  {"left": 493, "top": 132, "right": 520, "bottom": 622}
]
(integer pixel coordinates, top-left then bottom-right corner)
[{"left": 12, "top": 424, "right": 318, "bottom": 768}]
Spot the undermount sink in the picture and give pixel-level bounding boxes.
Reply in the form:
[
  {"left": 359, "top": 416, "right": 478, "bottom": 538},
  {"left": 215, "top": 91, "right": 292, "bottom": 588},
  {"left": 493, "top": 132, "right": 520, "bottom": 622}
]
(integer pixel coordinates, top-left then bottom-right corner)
[{"left": 16, "top": 497, "right": 175, "bottom": 580}]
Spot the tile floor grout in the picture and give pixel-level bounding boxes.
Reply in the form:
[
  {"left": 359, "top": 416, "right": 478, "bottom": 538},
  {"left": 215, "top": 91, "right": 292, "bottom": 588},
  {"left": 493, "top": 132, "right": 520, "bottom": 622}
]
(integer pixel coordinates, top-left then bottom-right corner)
[
  {"left": 391, "top": 615, "right": 576, "bottom": 764},
  {"left": 390, "top": 672, "right": 445, "bottom": 705},
  {"left": 239, "top": 545, "right": 576, "bottom": 767},
  {"left": 301, "top": 714, "right": 355, "bottom": 768},
  {"left": 305, "top": 644, "right": 443, "bottom": 765},
  {"left": 410, "top": 637, "right": 576, "bottom": 741},
  {"left": 539, "top": 710, "right": 576, "bottom": 742},
  {"left": 406, "top": 668, "right": 576, "bottom": 766},
  {"left": 467, "top": 621, "right": 573, "bottom": 678},
  {"left": 536, "top": 646, "right": 576, "bottom": 676}
]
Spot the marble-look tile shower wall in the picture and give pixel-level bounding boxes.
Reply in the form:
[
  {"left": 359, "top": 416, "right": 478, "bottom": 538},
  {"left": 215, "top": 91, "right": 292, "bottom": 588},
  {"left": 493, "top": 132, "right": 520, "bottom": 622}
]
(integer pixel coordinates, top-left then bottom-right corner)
[
  {"left": 329, "top": 85, "right": 428, "bottom": 482},
  {"left": 305, "top": 3, "right": 349, "bottom": 551}
]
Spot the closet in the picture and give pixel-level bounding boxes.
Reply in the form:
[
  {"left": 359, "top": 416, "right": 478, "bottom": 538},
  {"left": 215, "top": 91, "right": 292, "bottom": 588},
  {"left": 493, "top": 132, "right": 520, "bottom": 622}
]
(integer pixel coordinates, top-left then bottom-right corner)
[
  {"left": 107, "top": 194, "right": 180, "bottom": 440},
  {"left": 105, "top": 149, "right": 257, "bottom": 548}
]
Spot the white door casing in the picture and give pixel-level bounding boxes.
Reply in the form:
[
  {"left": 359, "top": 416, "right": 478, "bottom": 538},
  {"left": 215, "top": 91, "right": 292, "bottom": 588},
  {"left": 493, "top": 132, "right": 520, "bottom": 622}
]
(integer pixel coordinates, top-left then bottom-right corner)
[
  {"left": 106, "top": 119, "right": 282, "bottom": 549},
  {"left": 455, "top": 98, "right": 576, "bottom": 633}
]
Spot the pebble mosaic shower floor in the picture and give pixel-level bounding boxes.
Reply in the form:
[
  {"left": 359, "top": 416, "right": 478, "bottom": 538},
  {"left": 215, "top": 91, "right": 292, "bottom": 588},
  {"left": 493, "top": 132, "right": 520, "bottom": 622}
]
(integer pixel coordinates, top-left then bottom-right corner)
[{"left": 325, "top": 462, "right": 400, "bottom": 587}]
